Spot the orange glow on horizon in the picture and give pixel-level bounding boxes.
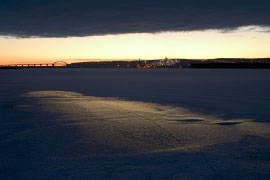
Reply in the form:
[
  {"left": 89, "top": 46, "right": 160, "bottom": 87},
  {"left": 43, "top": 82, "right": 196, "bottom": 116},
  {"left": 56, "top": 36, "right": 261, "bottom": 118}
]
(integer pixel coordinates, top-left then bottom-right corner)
[{"left": 1, "top": 26, "right": 270, "bottom": 65}]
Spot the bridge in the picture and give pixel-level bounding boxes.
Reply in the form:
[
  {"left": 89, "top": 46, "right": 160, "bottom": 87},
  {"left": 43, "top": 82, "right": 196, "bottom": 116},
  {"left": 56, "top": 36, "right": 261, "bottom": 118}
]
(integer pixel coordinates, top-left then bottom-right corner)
[{"left": 2, "top": 61, "right": 69, "bottom": 68}]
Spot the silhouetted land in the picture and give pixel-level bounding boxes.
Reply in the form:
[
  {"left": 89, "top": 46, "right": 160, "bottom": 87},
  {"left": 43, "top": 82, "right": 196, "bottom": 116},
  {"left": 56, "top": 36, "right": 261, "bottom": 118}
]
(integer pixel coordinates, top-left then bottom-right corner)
[
  {"left": 69, "top": 58, "right": 270, "bottom": 69},
  {"left": 191, "top": 63, "right": 270, "bottom": 69},
  {"left": 2, "top": 58, "right": 270, "bottom": 69},
  {"left": 0, "top": 66, "right": 22, "bottom": 69}
]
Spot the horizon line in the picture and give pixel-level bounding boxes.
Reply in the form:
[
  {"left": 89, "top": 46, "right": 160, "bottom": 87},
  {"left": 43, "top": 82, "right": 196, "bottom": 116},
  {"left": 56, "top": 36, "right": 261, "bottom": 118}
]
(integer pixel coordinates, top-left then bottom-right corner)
[{"left": 1, "top": 57, "right": 270, "bottom": 66}]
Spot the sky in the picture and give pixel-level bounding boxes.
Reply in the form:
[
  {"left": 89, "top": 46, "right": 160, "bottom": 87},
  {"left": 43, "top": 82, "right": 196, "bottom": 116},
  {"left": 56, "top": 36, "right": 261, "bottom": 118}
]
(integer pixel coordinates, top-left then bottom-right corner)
[{"left": 0, "top": 0, "right": 270, "bottom": 65}]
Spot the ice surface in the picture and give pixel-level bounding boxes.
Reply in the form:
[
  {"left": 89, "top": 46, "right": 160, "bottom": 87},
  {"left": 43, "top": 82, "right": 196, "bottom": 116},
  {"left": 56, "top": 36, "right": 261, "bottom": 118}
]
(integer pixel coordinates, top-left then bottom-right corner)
[
  {"left": 0, "top": 69, "right": 270, "bottom": 180},
  {"left": 25, "top": 90, "right": 270, "bottom": 153}
]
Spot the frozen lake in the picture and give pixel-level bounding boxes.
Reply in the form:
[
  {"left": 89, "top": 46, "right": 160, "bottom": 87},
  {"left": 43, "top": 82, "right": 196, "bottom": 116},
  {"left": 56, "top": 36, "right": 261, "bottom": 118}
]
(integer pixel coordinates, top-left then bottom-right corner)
[{"left": 0, "top": 68, "right": 270, "bottom": 179}]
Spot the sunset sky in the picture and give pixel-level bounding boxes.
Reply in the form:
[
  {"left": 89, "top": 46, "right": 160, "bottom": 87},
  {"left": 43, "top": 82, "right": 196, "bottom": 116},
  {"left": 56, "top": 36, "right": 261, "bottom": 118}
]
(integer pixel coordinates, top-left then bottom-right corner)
[{"left": 0, "top": 0, "right": 269, "bottom": 65}]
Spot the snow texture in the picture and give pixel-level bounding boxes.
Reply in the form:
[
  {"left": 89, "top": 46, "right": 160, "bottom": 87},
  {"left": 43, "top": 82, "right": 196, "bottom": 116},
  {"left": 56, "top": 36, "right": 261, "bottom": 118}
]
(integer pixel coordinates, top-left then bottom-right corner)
[{"left": 0, "top": 68, "right": 270, "bottom": 179}]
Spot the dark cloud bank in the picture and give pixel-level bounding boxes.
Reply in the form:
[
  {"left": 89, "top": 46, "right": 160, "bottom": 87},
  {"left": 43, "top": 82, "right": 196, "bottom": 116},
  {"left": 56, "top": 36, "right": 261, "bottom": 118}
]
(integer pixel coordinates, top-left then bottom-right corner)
[{"left": 0, "top": 0, "right": 269, "bottom": 37}]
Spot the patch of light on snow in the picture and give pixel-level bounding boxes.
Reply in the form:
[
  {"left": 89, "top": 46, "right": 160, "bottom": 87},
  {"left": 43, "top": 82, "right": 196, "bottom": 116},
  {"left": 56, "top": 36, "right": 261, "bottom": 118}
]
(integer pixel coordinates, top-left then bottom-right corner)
[{"left": 25, "top": 91, "right": 270, "bottom": 154}]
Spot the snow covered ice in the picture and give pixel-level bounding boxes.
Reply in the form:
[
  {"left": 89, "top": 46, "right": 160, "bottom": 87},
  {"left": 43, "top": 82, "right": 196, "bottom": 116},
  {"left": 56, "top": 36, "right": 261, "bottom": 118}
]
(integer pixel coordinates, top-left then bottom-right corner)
[{"left": 0, "top": 68, "right": 270, "bottom": 179}]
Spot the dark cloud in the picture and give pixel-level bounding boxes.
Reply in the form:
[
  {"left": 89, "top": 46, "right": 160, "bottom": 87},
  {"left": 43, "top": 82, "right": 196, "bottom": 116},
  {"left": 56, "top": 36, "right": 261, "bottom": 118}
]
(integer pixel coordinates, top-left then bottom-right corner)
[{"left": 0, "top": 0, "right": 269, "bottom": 37}]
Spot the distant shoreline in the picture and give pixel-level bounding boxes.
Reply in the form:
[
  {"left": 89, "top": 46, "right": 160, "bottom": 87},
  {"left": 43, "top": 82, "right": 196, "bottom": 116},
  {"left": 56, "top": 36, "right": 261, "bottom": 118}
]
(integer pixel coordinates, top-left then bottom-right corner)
[{"left": 2, "top": 58, "right": 270, "bottom": 69}]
